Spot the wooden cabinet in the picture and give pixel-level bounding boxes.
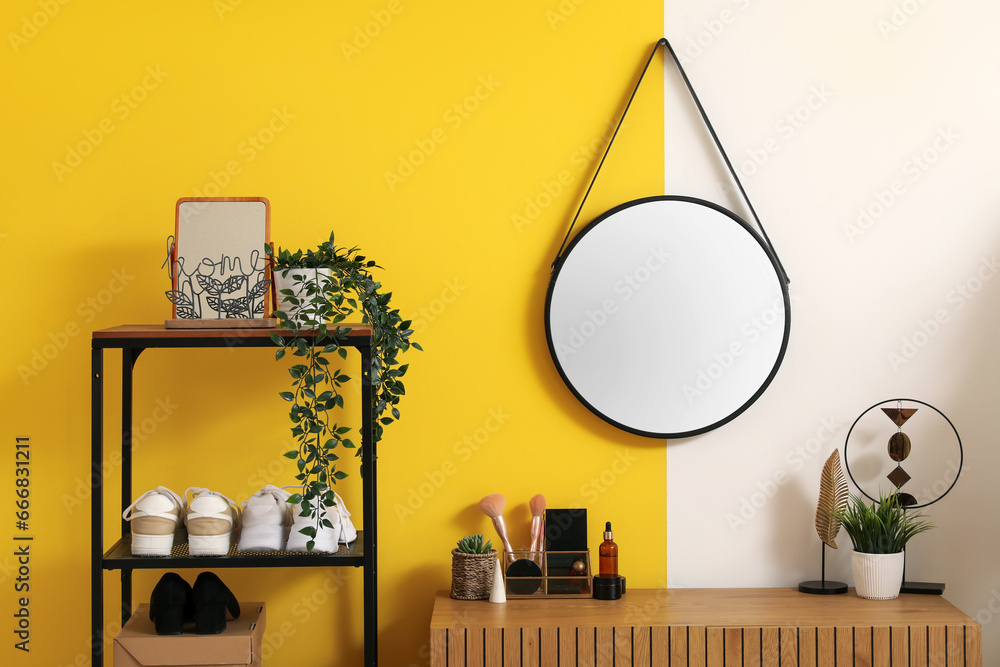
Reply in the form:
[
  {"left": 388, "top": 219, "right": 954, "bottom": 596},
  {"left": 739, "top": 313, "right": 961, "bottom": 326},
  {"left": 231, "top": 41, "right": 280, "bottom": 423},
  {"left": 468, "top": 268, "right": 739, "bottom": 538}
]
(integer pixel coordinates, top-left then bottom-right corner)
[{"left": 429, "top": 587, "right": 981, "bottom": 666}]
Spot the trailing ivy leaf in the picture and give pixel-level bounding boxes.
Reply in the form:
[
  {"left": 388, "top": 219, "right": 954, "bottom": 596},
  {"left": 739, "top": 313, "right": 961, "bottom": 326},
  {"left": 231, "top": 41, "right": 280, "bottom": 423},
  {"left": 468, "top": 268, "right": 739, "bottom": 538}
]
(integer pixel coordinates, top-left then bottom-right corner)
[{"left": 282, "top": 450, "right": 298, "bottom": 459}]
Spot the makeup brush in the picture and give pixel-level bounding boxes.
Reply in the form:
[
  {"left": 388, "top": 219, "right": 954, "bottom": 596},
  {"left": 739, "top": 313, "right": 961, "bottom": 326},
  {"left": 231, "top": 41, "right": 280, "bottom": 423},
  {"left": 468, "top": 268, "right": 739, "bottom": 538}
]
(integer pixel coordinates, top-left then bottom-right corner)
[
  {"left": 479, "top": 493, "right": 514, "bottom": 554},
  {"left": 528, "top": 494, "right": 546, "bottom": 559}
]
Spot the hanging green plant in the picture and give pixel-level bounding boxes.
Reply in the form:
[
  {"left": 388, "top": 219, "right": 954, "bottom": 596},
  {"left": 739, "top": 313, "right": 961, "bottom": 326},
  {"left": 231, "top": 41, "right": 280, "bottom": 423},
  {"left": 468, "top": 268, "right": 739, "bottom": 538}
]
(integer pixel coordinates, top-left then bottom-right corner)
[{"left": 266, "top": 232, "right": 420, "bottom": 551}]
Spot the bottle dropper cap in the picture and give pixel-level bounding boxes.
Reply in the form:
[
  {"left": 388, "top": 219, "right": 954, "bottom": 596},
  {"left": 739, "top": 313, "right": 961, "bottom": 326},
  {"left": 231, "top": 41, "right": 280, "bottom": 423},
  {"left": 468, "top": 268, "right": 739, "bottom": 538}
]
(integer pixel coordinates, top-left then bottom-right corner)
[{"left": 604, "top": 521, "right": 613, "bottom": 539}]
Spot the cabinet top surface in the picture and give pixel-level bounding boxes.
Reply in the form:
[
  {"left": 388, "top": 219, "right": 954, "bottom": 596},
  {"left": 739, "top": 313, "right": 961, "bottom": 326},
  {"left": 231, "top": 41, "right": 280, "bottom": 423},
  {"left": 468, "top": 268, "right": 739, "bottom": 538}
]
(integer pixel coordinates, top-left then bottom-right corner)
[
  {"left": 430, "top": 588, "right": 978, "bottom": 629},
  {"left": 93, "top": 323, "right": 373, "bottom": 341}
]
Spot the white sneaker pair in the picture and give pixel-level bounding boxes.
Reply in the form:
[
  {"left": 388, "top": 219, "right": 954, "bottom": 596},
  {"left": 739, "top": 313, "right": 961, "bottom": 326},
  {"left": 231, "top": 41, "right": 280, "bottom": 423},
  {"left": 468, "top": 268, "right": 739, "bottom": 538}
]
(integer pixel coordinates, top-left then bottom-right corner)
[
  {"left": 237, "top": 485, "right": 356, "bottom": 554},
  {"left": 123, "top": 486, "right": 240, "bottom": 557}
]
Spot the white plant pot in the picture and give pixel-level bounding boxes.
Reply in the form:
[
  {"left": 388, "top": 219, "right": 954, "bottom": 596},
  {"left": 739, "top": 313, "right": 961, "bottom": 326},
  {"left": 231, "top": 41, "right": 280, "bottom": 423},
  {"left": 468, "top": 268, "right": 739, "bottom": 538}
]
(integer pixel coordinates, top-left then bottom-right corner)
[
  {"left": 273, "top": 268, "right": 333, "bottom": 327},
  {"left": 852, "top": 551, "right": 905, "bottom": 600}
]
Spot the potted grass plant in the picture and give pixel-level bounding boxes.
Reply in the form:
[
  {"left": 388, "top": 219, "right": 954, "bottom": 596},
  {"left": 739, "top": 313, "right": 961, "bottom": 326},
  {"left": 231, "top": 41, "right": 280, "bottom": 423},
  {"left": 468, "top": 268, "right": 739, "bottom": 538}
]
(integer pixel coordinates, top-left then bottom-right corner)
[
  {"left": 832, "top": 491, "right": 934, "bottom": 600},
  {"left": 265, "top": 232, "right": 419, "bottom": 551}
]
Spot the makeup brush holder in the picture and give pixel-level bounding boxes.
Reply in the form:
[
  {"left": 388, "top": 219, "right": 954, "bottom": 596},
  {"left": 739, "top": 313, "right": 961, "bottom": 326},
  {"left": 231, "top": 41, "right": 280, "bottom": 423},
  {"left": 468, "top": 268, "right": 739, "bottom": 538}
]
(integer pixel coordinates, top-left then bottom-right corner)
[{"left": 502, "top": 550, "right": 592, "bottom": 598}]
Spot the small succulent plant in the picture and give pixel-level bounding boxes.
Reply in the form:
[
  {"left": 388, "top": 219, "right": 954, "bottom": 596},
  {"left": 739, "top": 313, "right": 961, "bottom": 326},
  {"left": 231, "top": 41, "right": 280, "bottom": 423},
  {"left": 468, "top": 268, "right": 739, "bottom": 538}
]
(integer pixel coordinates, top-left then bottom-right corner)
[{"left": 456, "top": 534, "right": 493, "bottom": 554}]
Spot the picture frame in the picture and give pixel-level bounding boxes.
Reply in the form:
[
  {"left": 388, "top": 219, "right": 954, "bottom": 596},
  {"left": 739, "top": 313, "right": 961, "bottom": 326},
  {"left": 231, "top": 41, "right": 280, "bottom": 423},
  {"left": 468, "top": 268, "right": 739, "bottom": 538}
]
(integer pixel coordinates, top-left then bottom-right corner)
[{"left": 165, "top": 196, "right": 275, "bottom": 328}]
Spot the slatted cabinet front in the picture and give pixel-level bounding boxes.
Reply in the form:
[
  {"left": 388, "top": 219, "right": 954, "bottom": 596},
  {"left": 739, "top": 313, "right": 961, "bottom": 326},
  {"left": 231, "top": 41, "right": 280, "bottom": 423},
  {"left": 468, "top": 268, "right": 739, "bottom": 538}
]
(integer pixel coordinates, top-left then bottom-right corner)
[{"left": 429, "top": 589, "right": 981, "bottom": 667}]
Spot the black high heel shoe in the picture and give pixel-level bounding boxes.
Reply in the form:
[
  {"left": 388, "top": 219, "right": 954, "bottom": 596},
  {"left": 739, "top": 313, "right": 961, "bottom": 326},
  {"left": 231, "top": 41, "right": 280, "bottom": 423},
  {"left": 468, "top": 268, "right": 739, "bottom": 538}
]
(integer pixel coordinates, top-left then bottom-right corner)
[
  {"left": 192, "top": 572, "right": 240, "bottom": 635},
  {"left": 149, "top": 573, "right": 194, "bottom": 635}
]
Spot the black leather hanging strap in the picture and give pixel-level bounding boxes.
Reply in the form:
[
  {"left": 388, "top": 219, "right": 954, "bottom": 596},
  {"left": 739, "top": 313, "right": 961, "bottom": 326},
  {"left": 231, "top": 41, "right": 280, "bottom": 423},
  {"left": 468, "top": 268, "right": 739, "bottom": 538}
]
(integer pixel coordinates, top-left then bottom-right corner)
[{"left": 552, "top": 37, "right": 789, "bottom": 285}]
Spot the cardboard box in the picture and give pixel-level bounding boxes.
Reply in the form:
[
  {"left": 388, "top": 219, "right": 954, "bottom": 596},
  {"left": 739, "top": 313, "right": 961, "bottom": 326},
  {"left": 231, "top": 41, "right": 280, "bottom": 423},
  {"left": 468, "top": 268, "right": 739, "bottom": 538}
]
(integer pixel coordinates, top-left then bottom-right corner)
[{"left": 114, "top": 601, "right": 265, "bottom": 667}]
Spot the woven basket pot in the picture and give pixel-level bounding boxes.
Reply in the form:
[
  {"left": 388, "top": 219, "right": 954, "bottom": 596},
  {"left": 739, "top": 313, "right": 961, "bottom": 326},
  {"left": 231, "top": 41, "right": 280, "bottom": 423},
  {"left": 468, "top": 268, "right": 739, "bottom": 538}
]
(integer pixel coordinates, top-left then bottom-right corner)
[
  {"left": 450, "top": 549, "right": 497, "bottom": 600},
  {"left": 852, "top": 551, "right": 905, "bottom": 600}
]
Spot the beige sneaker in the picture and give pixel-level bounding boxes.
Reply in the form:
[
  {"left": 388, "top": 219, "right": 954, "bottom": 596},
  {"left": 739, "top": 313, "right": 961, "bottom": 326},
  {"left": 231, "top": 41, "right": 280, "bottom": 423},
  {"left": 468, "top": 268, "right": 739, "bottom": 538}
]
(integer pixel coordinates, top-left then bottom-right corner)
[
  {"left": 123, "top": 487, "right": 185, "bottom": 556},
  {"left": 184, "top": 487, "right": 240, "bottom": 556}
]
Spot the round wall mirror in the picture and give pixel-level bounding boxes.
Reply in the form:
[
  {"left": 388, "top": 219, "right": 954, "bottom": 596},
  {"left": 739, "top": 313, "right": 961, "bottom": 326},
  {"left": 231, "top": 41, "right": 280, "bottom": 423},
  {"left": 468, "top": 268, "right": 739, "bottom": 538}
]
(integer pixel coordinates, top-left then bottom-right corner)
[{"left": 545, "top": 195, "right": 790, "bottom": 439}]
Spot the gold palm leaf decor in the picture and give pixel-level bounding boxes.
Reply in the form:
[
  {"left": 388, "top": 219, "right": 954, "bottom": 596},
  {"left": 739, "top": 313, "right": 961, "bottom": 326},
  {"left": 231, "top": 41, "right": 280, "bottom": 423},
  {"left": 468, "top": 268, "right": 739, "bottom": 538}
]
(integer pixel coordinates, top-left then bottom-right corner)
[
  {"left": 799, "top": 448, "right": 850, "bottom": 594},
  {"left": 815, "top": 449, "right": 849, "bottom": 549}
]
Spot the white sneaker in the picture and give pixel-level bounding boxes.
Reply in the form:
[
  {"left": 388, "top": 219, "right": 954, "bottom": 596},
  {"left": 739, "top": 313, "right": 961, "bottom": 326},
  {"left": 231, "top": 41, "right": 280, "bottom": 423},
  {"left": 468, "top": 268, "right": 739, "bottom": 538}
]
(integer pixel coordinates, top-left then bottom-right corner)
[
  {"left": 184, "top": 487, "right": 240, "bottom": 556},
  {"left": 237, "top": 485, "right": 292, "bottom": 552},
  {"left": 282, "top": 486, "right": 341, "bottom": 553},
  {"left": 123, "top": 486, "right": 185, "bottom": 556},
  {"left": 331, "top": 491, "right": 357, "bottom": 544}
]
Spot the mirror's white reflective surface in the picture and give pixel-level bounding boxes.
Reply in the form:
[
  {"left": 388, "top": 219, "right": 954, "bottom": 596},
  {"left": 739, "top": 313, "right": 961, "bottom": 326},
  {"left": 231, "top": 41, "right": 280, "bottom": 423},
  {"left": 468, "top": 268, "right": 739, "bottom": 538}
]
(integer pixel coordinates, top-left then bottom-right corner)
[{"left": 546, "top": 197, "right": 789, "bottom": 438}]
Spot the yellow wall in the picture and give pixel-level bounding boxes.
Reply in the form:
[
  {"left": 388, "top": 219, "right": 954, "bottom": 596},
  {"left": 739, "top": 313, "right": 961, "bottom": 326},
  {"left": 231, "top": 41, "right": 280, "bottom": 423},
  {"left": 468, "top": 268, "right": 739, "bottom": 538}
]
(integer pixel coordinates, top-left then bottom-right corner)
[{"left": 1, "top": 2, "right": 663, "bottom": 665}]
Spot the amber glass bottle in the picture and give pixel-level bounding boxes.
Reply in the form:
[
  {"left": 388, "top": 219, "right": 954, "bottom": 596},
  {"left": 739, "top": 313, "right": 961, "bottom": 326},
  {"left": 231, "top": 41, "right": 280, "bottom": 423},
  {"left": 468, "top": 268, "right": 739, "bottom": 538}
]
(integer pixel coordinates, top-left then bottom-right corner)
[{"left": 598, "top": 521, "right": 618, "bottom": 576}]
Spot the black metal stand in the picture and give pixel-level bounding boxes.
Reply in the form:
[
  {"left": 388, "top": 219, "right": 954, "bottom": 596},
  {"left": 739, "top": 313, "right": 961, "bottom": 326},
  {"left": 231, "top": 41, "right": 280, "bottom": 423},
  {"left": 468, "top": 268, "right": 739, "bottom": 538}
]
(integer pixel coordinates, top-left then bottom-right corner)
[
  {"left": 901, "top": 552, "right": 944, "bottom": 594},
  {"left": 799, "top": 542, "right": 847, "bottom": 595},
  {"left": 91, "top": 325, "right": 376, "bottom": 666}
]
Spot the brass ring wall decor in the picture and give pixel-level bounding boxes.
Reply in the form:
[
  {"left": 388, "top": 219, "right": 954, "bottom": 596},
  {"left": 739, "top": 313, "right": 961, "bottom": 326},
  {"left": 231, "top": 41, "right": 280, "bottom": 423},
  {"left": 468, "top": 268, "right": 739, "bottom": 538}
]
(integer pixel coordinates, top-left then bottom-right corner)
[{"left": 843, "top": 398, "right": 963, "bottom": 510}]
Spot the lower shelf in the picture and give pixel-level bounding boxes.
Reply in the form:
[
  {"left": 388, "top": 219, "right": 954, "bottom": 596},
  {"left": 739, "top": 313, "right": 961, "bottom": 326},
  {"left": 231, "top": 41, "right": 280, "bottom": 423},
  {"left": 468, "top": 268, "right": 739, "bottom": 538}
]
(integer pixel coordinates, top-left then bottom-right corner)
[{"left": 102, "top": 532, "right": 364, "bottom": 569}]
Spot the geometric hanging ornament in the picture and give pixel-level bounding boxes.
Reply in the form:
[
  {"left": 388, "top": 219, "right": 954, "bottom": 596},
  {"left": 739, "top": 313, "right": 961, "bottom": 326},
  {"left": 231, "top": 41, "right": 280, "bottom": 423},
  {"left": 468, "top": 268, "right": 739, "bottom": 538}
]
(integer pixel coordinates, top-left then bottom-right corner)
[{"left": 882, "top": 407, "right": 918, "bottom": 427}]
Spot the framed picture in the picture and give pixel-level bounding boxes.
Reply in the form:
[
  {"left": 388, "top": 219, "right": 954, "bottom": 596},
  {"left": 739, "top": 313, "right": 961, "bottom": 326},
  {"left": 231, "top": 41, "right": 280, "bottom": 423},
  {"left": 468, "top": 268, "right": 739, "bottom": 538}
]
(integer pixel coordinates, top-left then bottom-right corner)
[{"left": 165, "top": 197, "right": 275, "bottom": 328}]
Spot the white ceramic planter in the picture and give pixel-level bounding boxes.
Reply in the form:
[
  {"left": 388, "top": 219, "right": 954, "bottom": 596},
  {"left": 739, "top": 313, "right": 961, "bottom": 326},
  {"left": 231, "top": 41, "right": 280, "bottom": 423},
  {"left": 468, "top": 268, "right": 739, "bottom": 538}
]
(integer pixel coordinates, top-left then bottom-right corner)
[
  {"left": 273, "top": 268, "right": 333, "bottom": 327},
  {"left": 852, "top": 551, "right": 905, "bottom": 600}
]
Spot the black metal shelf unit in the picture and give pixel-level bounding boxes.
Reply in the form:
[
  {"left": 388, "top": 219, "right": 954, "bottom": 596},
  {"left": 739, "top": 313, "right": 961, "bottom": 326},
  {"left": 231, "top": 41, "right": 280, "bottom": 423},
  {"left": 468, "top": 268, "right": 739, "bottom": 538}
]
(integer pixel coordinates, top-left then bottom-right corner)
[{"left": 90, "top": 324, "right": 376, "bottom": 666}]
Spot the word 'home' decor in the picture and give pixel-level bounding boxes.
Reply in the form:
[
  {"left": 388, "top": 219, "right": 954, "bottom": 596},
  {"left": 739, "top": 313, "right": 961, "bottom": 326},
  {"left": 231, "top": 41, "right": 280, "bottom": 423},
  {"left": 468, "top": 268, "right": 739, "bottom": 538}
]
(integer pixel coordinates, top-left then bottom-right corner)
[{"left": 165, "top": 197, "right": 274, "bottom": 328}]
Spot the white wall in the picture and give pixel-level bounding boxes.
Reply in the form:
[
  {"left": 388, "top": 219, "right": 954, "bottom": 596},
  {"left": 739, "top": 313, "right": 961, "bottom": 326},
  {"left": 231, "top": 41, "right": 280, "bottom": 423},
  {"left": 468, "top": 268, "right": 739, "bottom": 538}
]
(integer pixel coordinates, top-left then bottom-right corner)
[{"left": 664, "top": 0, "right": 1000, "bottom": 661}]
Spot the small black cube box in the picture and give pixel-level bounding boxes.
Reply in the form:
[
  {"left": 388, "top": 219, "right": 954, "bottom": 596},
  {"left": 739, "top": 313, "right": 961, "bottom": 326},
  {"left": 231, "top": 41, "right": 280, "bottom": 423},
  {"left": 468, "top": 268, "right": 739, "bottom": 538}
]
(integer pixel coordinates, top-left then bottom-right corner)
[{"left": 545, "top": 508, "right": 587, "bottom": 576}]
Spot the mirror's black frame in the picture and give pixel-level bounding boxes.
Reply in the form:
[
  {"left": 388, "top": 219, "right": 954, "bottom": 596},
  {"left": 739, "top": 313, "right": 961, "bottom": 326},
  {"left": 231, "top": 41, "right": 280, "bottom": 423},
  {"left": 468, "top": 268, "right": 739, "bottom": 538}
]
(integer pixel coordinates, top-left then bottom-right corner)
[{"left": 544, "top": 195, "right": 791, "bottom": 440}]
